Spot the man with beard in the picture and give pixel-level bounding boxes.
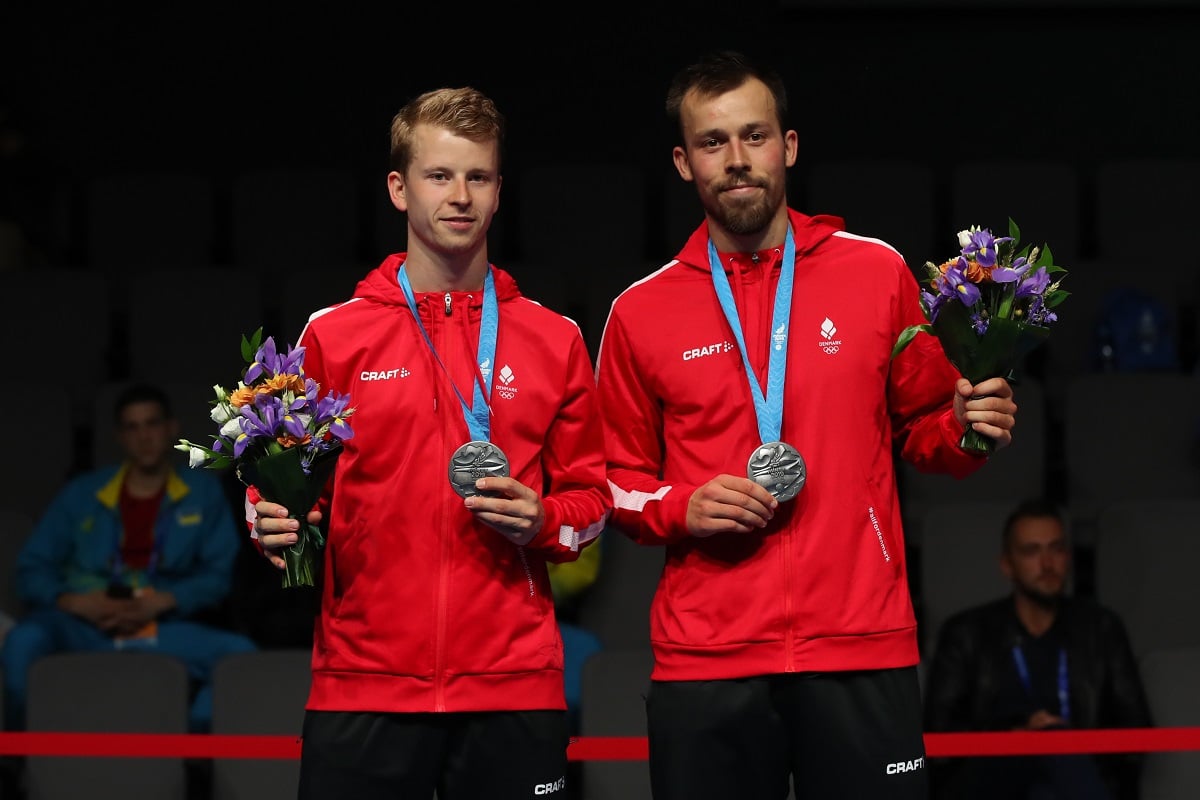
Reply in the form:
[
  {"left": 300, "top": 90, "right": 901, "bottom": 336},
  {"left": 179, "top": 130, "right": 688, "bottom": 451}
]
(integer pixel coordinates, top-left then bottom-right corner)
[
  {"left": 923, "top": 498, "right": 1152, "bottom": 800},
  {"left": 594, "top": 49, "right": 1019, "bottom": 799}
]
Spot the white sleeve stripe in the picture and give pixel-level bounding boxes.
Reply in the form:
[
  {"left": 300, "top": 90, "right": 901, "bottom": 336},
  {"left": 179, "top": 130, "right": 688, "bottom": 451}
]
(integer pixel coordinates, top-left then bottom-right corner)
[
  {"left": 558, "top": 512, "right": 609, "bottom": 552},
  {"left": 609, "top": 479, "right": 673, "bottom": 512},
  {"left": 245, "top": 495, "right": 259, "bottom": 540}
]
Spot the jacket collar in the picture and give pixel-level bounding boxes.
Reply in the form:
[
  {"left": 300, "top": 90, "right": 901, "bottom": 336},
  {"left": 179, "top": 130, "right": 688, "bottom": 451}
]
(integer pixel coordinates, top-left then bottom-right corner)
[{"left": 96, "top": 463, "right": 190, "bottom": 510}]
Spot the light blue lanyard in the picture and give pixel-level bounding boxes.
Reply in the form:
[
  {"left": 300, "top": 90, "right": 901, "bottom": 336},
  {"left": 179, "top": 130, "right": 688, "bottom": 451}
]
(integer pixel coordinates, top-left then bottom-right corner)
[
  {"left": 707, "top": 230, "right": 796, "bottom": 445},
  {"left": 397, "top": 264, "right": 498, "bottom": 442},
  {"left": 1012, "top": 644, "right": 1071, "bottom": 723}
]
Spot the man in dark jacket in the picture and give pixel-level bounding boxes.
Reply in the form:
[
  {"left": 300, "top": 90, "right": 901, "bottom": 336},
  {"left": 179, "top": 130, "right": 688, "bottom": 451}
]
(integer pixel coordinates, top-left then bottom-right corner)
[{"left": 923, "top": 497, "right": 1152, "bottom": 800}]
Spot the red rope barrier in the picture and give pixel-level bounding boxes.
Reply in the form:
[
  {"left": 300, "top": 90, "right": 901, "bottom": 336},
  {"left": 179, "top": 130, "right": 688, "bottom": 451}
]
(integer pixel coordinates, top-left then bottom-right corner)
[{"left": 0, "top": 729, "right": 1198, "bottom": 760}]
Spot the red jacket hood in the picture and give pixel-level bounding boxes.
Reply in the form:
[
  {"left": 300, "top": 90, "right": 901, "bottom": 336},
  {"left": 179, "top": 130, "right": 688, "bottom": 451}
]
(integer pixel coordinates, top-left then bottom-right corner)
[
  {"left": 353, "top": 253, "right": 524, "bottom": 308},
  {"left": 673, "top": 208, "right": 847, "bottom": 271}
]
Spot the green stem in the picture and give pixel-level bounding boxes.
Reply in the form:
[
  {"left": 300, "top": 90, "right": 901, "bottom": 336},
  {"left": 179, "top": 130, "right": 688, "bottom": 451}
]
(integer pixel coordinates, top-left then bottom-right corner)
[
  {"left": 280, "top": 521, "right": 324, "bottom": 588},
  {"left": 959, "top": 427, "right": 996, "bottom": 457}
]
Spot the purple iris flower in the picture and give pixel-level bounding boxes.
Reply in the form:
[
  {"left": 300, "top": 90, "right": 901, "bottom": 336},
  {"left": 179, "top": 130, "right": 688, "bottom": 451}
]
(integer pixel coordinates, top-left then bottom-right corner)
[
  {"left": 282, "top": 413, "right": 310, "bottom": 440},
  {"left": 328, "top": 416, "right": 355, "bottom": 442},
  {"left": 240, "top": 396, "right": 284, "bottom": 440},
  {"left": 315, "top": 392, "right": 351, "bottom": 421},
  {"left": 990, "top": 255, "right": 1030, "bottom": 284},
  {"left": 922, "top": 289, "right": 946, "bottom": 322},
  {"left": 943, "top": 259, "right": 982, "bottom": 307},
  {"left": 961, "top": 229, "right": 1013, "bottom": 268},
  {"left": 279, "top": 344, "right": 305, "bottom": 376},
  {"left": 1016, "top": 266, "right": 1050, "bottom": 299},
  {"left": 971, "top": 312, "right": 989, "bottom": 335},
  {"left": 1027, "top": 295, "right": 1058, "bottom": 325},
  {"left": 233, "top": 432, "right": 253, "bottom": 459},
  {"left": 243, "top": 337, "right": 279, "bottom": 384},
  {"left": 314, "top": 391, "right": 355, "bottom": 441}
]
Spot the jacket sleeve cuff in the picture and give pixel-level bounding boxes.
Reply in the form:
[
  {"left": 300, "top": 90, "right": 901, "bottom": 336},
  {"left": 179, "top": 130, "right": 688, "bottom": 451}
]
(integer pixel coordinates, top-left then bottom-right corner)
[
  {"left": 939, "top": 412, "right": 989, "bottom": 478},
  {"left": 245, "top": 485, "right": 261, "bottom": 539}
]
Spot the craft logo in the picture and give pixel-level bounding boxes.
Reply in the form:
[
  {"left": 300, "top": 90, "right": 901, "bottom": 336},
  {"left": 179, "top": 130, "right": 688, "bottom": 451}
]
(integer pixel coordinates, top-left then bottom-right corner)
[
  {"left": 886, "top": 757, "right": 925, "bottom": 775},
  {"left": 682, "top": 340, "right": 735, "bottom": 361},
  {"left": 360, "top": 367, "right": 409, "bottom": 381}
]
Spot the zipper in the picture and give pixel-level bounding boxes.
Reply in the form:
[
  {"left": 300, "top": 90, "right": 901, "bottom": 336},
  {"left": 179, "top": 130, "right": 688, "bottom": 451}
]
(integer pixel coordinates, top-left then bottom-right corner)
[{"left": 434, "top": 290, "right": 451, "bottom": 711}]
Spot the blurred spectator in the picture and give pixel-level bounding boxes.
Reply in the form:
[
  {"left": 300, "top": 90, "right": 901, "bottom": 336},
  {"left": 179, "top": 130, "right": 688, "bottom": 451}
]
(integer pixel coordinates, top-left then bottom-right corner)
[
  {"left": 923, "top": 497, "right": 1152, "bottom": 800},
  {"left": 0, "top": 382, "right": 256, "bottom": 733}
]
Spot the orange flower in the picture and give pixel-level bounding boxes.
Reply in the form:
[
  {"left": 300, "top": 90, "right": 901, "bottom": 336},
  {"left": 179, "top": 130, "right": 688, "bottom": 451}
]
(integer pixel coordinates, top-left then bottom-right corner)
[
  {"left": 228, "top": 386, "right": 257, "bottom": 407},
  {"left": 961, "top": 259, "right": 992, "bottom": 284},
  {"left": 262, "top": 373, "right": 306, "bottom": 394},
  {"left": 276, "top": 434, "right": 313, "bottom": 449}
]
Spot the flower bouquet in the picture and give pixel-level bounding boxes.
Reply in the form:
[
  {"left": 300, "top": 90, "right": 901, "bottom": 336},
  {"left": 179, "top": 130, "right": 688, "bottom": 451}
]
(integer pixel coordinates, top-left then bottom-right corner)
[
  {"left": 892, "top": 219, "right": 1068, "bottom": 455},
  {"left": 176, "top": 328, "right": 355, "bottom": 588}
]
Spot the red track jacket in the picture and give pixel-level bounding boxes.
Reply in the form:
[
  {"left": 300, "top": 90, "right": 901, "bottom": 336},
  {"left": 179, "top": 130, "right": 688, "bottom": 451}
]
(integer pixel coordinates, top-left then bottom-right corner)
[
  {"left": 596, "top": 209, "right": 985, "bottom": 681},
  {"left": 264, "top": 255, "right": 610, "bottom": 713}
]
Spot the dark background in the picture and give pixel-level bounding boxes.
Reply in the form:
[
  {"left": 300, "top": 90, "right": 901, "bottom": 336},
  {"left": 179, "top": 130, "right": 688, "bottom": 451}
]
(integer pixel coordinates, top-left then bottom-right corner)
[
  {"left": 2, "top": 1, "right": 1198, "bottom": 492},
  {"left": 4, "top": 3, "right": 1199, "bottom": 264},
  {"left": 1, "top": 5, "right": 1199, "bottom": 765}
]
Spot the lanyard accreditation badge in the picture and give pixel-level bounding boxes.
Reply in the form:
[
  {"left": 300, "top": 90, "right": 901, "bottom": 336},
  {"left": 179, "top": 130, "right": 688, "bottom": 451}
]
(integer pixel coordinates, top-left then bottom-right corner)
[{"left": 708, "top": 229, "right": 807, "bottom": 502}]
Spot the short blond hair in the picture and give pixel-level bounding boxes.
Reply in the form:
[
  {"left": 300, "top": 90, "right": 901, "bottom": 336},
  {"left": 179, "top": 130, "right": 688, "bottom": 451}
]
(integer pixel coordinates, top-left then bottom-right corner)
[{"left": 388, "top": 87, "right": 505, "bottom": 175}]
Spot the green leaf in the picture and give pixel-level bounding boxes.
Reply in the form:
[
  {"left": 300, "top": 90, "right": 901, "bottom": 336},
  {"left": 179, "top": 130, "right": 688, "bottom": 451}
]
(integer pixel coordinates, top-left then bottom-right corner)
[
  {"left": 1008, "top": 217, "right": 1021, "bottom": 244},
  {"left": 1045, "top": 290, "right": 1070, "bottom": 309},
  {"left": 931, "top": 301, "right": 1051, "bottom": 384},
  {"left": 891, "top": 324, "right": 934, "bottom": 358},
  {"left": 240, "top": 327, "right": 264, "bottom": 363}
]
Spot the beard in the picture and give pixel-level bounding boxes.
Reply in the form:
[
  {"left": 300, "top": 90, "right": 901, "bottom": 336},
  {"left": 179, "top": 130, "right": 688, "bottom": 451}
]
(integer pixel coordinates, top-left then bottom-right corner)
[
  {"left": 701, "top": 176, "right": 783, "bottom": 236},
  {"left": 1018, "top": 577, "right": 1066, "bottom": 609}
]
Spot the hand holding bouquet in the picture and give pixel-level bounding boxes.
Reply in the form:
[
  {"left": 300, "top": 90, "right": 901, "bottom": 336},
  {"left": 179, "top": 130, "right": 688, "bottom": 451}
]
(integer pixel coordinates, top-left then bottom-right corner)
[
  {"left": 893, "top": 219, "right": 1068, "bottom": 454},
  {"left": 176, "top": 328, "right": 355, "bottom": 587}
]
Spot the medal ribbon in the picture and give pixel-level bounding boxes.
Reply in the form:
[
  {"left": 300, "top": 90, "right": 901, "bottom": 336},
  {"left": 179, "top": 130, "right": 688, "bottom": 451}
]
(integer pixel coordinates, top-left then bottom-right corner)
[
  {"left": 397, "top": 263, "right": 498, "bottom": 442},
  {"left": 109, "top": 523, "right": 165, "bottom": 586},
  {"left": 708, "top": 229, "right": 796, "bottom": 445},
  {"left": 1011, "top": 644, "right": 1071, "bottom": 723}
]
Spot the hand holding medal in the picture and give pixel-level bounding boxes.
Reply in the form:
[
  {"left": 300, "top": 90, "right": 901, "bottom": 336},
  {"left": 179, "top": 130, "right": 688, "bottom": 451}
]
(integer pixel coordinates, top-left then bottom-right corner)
[
  {"left": 448, "top": 440, "right": 510, "bottom": 498},
  {"left": 746, "top": 441, "right": 806, "bottom": 503},
  {"left": 460, "top": 473, "right": 545, "bottom": 546}
]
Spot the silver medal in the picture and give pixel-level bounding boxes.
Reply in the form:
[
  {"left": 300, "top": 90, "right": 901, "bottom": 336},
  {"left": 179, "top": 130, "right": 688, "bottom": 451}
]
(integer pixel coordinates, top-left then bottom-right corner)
[
  {"left": 448, "top": 440, "right": 510, "bottom": 498},
  {"left": 746, "top": 441, "right": 806, "bottom": 502}
]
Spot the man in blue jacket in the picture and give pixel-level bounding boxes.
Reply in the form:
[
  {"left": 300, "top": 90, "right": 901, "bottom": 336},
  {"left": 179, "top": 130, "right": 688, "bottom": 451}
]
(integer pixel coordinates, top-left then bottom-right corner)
[{"left": 1, "top": 382, "right": 256, "bottom": 733}]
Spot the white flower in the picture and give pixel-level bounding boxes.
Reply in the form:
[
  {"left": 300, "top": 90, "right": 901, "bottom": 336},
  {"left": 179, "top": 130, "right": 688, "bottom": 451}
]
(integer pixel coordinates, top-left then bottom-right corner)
[
  {"left": 210, "top": 402, "right": 235, "bottom": 424},
  {"left": 174, "top": 441, "right": 210, "bottom": 468},
  {"left": 187, "top": 447, "right": 208, "bottom": 468},
  {"left": 957, "top": 226, "right": 981, "bottom": 249},
  {"left": 220, "top": 417, "right": 242, "bottom": 438}
]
